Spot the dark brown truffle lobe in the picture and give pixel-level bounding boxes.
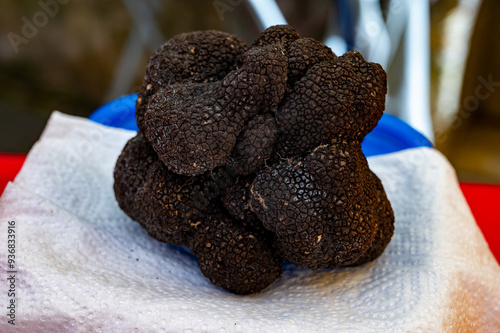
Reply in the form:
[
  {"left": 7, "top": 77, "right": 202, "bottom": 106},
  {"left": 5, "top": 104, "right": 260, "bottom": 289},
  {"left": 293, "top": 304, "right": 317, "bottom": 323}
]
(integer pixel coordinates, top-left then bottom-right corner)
[
  {"left": 141, "top": 161, "right": 218, "bottom": 246},
  {"left": 348, "top": 171, "right": 394, "bottom": 266},
  {"left": 143, "top": 46, "right": 287, "bottom": 176},
  {"left": 250, "top": 142, "right": 382, "bottom": 270},
  {"left": 143, "top": 82, "right": 227, "bottom": 176},
  {"left": 191, "top": 213, "right": 282, "bottom": 295},
  {"left": 340, "top": 51, "right": 388, "bottom": 140},
  {"left": 113, "top": 134, "right": 218, "bottom": 246},
  {"left": 136, "top": 30, "right": 248, "bottom": 131},
  {"left": 221, "top": 45, "right": 288, "bottom": 117},
  {"left": 251, "top": 24, "right": 300, "bottom": 54},
  {"left": 287, "top": 37, "right": 337, "bottom": 85},
  {"left": 275, "top": 51, "right": 387, "bottom": 158},
  {"left": 226, "top": 114, "right": 278, "bottom": 176},
  {"left": 113, "top": 134, "right": 159, "bottom": 223}
]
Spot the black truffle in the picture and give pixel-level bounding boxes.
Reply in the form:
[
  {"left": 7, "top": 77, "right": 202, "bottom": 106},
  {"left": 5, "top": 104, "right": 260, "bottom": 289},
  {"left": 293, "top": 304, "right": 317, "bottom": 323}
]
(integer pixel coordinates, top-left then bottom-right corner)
[{"left": 114, "top": 25, "right": 395, "bottom": 295}]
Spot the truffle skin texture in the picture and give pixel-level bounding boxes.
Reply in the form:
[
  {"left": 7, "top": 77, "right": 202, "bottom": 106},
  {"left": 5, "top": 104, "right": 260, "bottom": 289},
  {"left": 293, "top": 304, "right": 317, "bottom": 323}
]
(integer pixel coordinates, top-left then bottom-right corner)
[
  {"left": 143, "top": 45, "right": 287, "bottom": 176},
  {"left": 191, "top": 213, "right": 282, "bottom": 295},
  {"left": 136, "top": 30, "right": 248, "bottom": 131},
  {"left": 226, "top": 114, "right": 278, "bottom": 176},
  {"left": 251, "top": 24, "right": 300, "bottom": 53},
  {"left": 287, "top": 37, "right": 337, "bottom": 84},
  {"left": 348, "top": 171, "right": 394, "bottom": 266},
  {"left": 250, "top": 142, "right": 385, "bottom": 269},
  {"left": 114, "top": 134, "right": 217, "bottom": 246},
  {"left": 222, "top": 175, "right": 254, "bottom": 221},
  {"left": 275, "top": 51, "right": 387, "bottom": 158},
  {"left": 113, "top": 134, "right": 159, "bottom": 223},
  {"left": 141, "top": 161, "right": 218, "bottom": 246}
]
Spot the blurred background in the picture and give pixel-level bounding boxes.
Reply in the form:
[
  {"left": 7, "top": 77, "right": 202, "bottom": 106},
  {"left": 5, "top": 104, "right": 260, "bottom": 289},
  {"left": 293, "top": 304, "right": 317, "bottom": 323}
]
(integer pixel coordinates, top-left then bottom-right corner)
[{"left": 0, "top": 0, "right": 499, "bottom": 183}]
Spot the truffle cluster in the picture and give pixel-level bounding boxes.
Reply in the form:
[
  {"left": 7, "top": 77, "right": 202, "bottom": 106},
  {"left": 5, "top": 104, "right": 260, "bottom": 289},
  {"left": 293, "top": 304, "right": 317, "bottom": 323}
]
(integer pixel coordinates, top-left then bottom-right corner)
[{"left": 114, "top": 25, "right": 394, "bottom": 295}]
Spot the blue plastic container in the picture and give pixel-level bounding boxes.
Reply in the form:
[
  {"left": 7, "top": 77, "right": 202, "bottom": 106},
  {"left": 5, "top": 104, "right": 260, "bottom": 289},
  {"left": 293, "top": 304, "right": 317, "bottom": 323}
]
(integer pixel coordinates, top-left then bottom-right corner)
[
  {"left": 89, "top": 93, "right": 140, "bottom": 131},
  {"left": 89, "top": 93, "right": 433, "bottom": 157}
]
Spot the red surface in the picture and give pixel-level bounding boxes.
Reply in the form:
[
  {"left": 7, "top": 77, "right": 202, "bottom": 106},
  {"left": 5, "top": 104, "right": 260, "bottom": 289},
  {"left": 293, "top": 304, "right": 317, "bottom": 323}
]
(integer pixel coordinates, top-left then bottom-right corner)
[
  {"left": 0, "top": 153, "right": 26, "bottom": 195},
  {"left": 0, "top": 154, "right": 498, "bottom": 263},
  {"left": 460, "top": 182, "right": 500, "bottom": 264}
]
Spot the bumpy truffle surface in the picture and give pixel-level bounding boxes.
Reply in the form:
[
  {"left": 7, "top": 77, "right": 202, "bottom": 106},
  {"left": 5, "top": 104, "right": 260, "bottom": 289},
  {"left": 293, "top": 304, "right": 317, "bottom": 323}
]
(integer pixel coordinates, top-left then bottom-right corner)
[
  {"left": 251, "top": 24, "right": 300, "bottom": 53},
  {"left": 275, "top": 51, "right": 387, "bottom": 158},
  {"left": 136, "top": 30, "right": 248, "bottom": 130},
  {"left": 114, "top": 134, "right": 216, "bottom": 246},
  {"left": 226, "top": 114, "right": 278, "bottom": 176},
  {"left": 114, "top": 25, "right": 394, "bottom": 295},
  {"left": 142, "top": 45, "right": 287, "bottom": 176},
  {"left": 191, "top": 213, "right": 282, "bottom": 295},
  {"left": 287, "top": 37, "right": 337, "bottom": 84},
  {"left": 222, "top": 175, "right": 255, "bottom": 221},
  {"left": 250, "top": 142, "right": 383, "bottom": 269},
  {"left": 114, "top": 134, "right": 158, "bottom": 223},
  {"left": 348, "top": 171, "right": 394, "bottom": 266}
]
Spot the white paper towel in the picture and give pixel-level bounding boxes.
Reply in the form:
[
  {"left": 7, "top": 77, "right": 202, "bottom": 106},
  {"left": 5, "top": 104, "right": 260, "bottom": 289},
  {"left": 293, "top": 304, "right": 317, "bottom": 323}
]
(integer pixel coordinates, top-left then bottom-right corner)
[{"left": 1, "top": 111, "right": 499, "bottom": 332}]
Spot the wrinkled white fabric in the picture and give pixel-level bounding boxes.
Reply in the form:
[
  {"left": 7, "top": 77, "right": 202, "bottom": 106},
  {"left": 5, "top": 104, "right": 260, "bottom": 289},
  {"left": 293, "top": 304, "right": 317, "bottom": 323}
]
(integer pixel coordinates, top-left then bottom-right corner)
[{"left": 1, "top": 111, "right": 499, "bottom": 332}]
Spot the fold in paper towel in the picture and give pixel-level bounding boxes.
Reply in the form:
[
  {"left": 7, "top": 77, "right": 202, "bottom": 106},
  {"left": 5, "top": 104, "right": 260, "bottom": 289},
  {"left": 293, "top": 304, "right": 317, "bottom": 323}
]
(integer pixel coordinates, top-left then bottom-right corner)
[{"left": 0, "top": 112, "right": 499, "bottom": 332}]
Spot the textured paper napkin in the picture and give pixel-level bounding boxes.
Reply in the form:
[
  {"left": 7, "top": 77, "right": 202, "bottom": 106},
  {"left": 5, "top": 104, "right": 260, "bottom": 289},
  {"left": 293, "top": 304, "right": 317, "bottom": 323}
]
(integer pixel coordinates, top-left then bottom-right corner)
[{"left": 0, "top": 111, "right": 499, "bottom": 332}]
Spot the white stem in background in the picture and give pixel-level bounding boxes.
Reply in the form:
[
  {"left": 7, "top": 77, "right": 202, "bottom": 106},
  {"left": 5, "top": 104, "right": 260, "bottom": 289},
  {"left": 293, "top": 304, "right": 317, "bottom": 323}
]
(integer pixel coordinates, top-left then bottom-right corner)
[
  {"left": 400, "top": 0, "right": 434, "bottom": 142},
  {"left": 245, "top": 0, "right": 288, "bottom": 30}
]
